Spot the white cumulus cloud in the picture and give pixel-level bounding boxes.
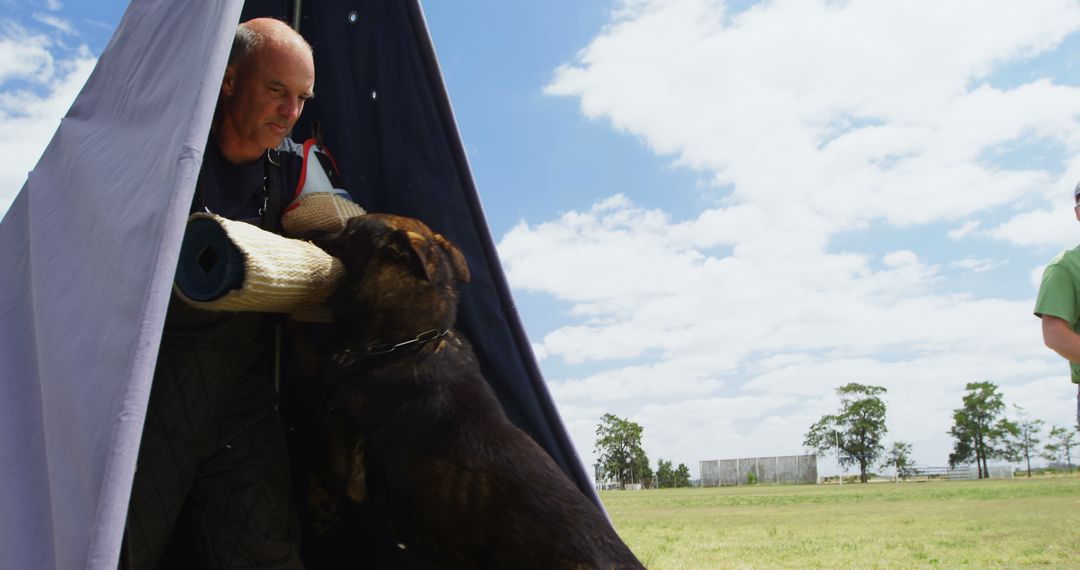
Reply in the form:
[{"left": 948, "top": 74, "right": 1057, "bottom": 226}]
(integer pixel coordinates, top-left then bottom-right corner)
[
  {"left": 32, "top": 12, "right": 76, "bottom": 36},
  {"left": 509, "top": 0, "right": 1080, "bottom": 475},
  {"left": 545, "top": 0, "right": 1080, "bottom": 235},
  {"left": 948, "top": 220, "right": 981, "bottom": 240},
  {"left": 952, "top": 257, "right": 1008, "bottom": 273},
  {"left": 0, "top": 23, "right": 95, "bottom": 218}
]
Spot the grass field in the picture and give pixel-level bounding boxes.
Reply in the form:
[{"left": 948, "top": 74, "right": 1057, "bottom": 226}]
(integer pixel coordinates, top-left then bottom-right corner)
[{"left": 600, "top": 476, "right": 1080, "bottom": 569}]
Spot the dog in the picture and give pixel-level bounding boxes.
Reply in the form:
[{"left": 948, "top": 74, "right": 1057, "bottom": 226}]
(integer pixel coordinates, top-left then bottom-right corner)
[{"left": 309, "top": 213, "right": 644, "bottom": 569}]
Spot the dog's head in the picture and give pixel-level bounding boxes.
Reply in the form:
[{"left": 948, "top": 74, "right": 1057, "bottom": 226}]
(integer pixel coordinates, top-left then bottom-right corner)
[{"left": 314, "top": 213, "right": 470, "bottom": 343}]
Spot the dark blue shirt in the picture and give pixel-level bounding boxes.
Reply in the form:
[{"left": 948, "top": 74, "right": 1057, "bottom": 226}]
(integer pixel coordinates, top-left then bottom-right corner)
[{"left": 198, "top": 137, "right": 303, "bottom": 230}]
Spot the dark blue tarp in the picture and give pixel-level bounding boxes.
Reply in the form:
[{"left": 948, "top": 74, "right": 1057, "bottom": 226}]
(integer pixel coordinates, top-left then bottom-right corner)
[
  {"left": 272, "top": 0, "right": 595, "bottom": 496},
  {"left": 0, "top": 1, "right": 597, "bottom": 568}
]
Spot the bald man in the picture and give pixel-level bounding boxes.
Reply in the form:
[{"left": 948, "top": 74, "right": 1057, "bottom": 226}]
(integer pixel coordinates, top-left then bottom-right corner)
[{"left": 124, "top": 19, "right": 314, "bottom": 570}]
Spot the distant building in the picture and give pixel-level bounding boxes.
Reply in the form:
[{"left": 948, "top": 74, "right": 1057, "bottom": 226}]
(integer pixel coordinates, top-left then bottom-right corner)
[
  {"left": 910, "top": 465, "right": 1014, "bottom": 480},
  {"left": 972, "top": 465, "right": 1014, "bottom": 479},
  {"left": 700, "top": 454, "right": 818, "bottom": 486}
]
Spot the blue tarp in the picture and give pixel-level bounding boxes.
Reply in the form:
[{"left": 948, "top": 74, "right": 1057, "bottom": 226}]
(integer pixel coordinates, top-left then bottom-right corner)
[{"left": 0, "top": 1, "right": 596, "bottom": 568}]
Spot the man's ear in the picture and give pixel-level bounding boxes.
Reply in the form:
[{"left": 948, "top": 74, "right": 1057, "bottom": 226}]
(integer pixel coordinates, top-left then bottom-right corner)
[{"left": 221, "top": 65, "right": 237, "bottom": 97}]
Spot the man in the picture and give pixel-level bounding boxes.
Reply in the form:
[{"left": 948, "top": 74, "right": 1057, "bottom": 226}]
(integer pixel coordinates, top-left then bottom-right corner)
[
  {"left": 124, "top": 18, "right": 314, "bottom": 570},
  {"left": 1035, "top": 181, "right": 1080, "bottom": 433}
]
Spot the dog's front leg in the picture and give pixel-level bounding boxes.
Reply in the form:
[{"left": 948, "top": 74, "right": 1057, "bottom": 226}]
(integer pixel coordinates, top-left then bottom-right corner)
[
  {"left": 342, "top": 436, "right": 367, "bottom": 502},
  {"left": 319, "top": 403, "right": 369, "bottom": 503}
]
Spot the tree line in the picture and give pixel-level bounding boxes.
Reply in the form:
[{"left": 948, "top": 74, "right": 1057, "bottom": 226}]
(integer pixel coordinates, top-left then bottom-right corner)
[
  {"left": 594, "top": 413, "right": 690, "bottom": 488},
  {"left": 594, "top": 382, "right": 1077, "bottom": 489},
  {"left": 804, "top": 381, "right": 1078, "bottom": 482}
]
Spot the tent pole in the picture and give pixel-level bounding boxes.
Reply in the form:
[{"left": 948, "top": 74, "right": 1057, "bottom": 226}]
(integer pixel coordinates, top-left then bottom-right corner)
[{"left": 292, "top": 0, "right": 302, "bottom": 31}]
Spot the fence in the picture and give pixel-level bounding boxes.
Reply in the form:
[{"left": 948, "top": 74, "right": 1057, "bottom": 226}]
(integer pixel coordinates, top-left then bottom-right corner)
[
  {"left": 700, "top": 454, "right": 818, "bottom": 487},
  {"left": 910, "top": 465, "right": 1014, "bottom": 481}
]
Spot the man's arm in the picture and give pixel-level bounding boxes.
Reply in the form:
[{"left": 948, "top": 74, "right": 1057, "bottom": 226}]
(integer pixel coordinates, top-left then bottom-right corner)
[{"left": 1042, "top": 315, "right": 1080, "bottom": 363}]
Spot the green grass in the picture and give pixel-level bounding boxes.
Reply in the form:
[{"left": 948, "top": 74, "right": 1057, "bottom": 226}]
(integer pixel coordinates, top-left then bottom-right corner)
[{"left": 600, "top": 476, "right": 1080, "bottom": 569}]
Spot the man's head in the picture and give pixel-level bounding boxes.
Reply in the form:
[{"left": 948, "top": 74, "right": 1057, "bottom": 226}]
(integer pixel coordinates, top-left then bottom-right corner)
[{"left": 215, "top": 18, "right": 314, "bottom": 164}]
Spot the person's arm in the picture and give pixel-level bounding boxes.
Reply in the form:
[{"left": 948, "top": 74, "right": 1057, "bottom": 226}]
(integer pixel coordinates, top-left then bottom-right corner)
[{"left": 1042, "top": 315, "right": 1080, "bottom": 363}]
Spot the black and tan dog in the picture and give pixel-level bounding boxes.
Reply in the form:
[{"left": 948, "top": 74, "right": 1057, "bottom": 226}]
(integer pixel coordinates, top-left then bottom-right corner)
[{"left": 310, "top": 213, "right": 643, "bottom": 569}]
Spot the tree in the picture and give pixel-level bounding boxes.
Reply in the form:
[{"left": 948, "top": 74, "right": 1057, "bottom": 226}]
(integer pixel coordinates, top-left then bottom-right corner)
[
  {"left": 595, "top": 413, "right": 651, "bottom": 487},
  {"left": 633, "top": 446, "right": 653, "bottom": 488},
  {"left": 804, "top": 383, "right": 889, "bottom": 483},
  {"left": 1006, "top": 405, "right": 1044, "bottom": 478},
  {"left": 947, "top": 382, "right": 1017, "bottom": 478},
  {"left": 880, "top": 441, "right": 915, "bottom": 480},
  {"left": 656, "top": 459, "right": 675, "bottom": 488},
  {"left": 654, "top": 459, "right": 691, "bottom": 488},
  {"left": 674, "top": 463, "right": 691, "bottom": 488},
  {"left": 1043, "top": 425, "right": 1078, "bottom": 472}
]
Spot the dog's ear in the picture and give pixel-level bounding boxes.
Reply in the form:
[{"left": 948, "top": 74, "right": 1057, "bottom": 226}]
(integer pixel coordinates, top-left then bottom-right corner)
[
  {"left": 434, "top": 233, "right": 470, "bottom": 284},
  {"left": 388, "top": 230, "right": 434, "bottom": 281}
]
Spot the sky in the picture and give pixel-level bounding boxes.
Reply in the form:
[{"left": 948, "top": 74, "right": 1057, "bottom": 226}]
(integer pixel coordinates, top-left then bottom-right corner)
[{"left": 3, "top": 0, "right": 1080, "bottom": 480}]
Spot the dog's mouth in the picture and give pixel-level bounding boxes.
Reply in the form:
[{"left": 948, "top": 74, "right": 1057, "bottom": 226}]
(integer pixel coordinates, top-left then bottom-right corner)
[{"left": 309, "top": 227, "right": 346, "bottom": 254}]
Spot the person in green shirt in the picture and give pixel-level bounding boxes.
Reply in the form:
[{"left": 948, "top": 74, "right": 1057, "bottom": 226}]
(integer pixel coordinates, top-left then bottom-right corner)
[{"left": 1034, "top": 182, "right": 1080, "bottom": 431}]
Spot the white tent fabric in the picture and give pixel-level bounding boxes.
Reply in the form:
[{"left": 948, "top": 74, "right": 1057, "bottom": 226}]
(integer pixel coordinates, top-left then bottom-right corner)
[{"left": 0, "top": 1, "right": 241, "bottom": 568}]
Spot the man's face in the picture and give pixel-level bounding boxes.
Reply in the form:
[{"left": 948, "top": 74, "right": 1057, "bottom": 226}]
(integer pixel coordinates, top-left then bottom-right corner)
[{"left": 220, "top": 40, "right": 314, "bottom": 160}]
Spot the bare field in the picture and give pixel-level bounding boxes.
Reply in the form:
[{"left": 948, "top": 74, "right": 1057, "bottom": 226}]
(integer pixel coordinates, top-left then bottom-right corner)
[{"left": 601, "top": 476, "right": 1080, "bottom": 569}]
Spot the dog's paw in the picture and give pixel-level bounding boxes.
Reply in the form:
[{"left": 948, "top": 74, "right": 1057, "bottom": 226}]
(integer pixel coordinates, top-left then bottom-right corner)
[{"left": 308, "top": 481, "right": 342, "bottom": 535}]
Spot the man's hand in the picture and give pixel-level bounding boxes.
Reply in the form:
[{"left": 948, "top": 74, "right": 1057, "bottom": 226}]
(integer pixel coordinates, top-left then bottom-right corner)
[{"left": 1042, "top": 315, "right": 1080, "bottom": 363}]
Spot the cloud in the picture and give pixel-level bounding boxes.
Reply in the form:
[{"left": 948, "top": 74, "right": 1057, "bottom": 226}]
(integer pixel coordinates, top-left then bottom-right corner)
[
  {"left": 32, "top": 12, "right": 76, "bottom": 36},
  {"left": 500, "top": 193, "right": 1073, "bottom": 471},
  {"left": 45, "top": 0, "right": 62, "bottom": 10},
  {"left": 951, "top": 257, "right": 1008, "bottom": 273},
  {"left": 546, "top": 0, "right": 1080, "bottom": 235},
  {"left": 991, "top": 206, "right": 1078, "bottom": 248},
  {"left": 1031, "top": 265, "right": 1048, "bottom": 291},
  {"left": 0, "top": 23, "right": 56, "bottom": 83},
  {"left": 514, "top": 0, "right": 1080, "bottom": 475},
  {"left": 1001, "top": 377, "right": 1078, "bottom": 428},
  {"left": 882, "top": 250, "right": 919, "bottom": 267},
  {"left": 948, "top": 220, "right": 981, "bottom": 240},
  {"left": 0, "top": 23, "right": 96, "bottom": 216},
  {"left": 502, "top": 197, "right": 1028, "bottom": 365}
]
